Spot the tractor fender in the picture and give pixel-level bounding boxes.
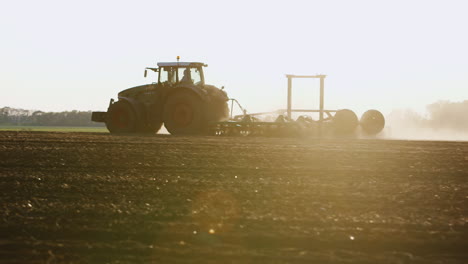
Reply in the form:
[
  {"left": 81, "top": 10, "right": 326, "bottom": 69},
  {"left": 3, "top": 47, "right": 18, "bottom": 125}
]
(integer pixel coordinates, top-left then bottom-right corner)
[
  {"left": 113, "top": 96, "right": 145, "bottom": 124},
  {"left": 165, "top": 85, "right": 208, "bottom": 102}
]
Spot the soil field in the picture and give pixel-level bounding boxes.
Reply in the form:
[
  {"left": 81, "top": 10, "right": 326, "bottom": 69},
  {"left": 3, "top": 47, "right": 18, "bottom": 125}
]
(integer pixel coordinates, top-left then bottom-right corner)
[{"left": 0, "top": 131, "right": 467, "bottom": 263}]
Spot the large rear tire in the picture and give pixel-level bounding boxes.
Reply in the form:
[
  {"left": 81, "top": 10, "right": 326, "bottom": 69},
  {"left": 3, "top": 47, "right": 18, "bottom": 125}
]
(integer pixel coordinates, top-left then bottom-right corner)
[
  {"left": 163, "top": 92, "right": 204, "bottom": 135},
  {"left": 105, "top": 101, "right": 137, "bottom": 134}
]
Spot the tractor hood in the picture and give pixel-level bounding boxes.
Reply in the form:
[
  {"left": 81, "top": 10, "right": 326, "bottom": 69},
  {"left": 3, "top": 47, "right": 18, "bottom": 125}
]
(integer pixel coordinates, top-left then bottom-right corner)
[
  {"left": 117, "top": 83, "right": 229, "bottom": 105},
  {"left": 118, "top": 84, "right": 153, "bottom": 98}
]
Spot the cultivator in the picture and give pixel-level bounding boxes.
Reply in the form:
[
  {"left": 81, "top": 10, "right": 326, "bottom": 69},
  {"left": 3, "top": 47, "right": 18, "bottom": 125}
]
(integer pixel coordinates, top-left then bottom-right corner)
[
  {"left": 209, "top": 74, "right": 385, "bottom": 137},
  {"left": 211, "top": 114, "right": 324, "bottom": 137}
]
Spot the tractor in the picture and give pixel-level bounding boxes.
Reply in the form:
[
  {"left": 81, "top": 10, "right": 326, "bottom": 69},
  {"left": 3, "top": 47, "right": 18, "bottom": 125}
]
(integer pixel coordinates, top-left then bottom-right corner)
[{"left": 91, "top": 60, "right": 229, "bottom": 135}]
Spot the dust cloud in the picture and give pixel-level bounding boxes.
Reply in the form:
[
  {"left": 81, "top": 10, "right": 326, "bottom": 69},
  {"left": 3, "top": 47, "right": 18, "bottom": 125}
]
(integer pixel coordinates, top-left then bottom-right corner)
[{"left": 384, "top": 100, "right": 468, "bottom": 141}]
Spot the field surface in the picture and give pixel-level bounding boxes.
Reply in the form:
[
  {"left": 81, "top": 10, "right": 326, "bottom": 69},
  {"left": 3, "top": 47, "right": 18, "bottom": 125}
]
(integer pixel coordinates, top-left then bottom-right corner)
[{"left": 0, "top": 131, "right": 467, "bottom": 263}]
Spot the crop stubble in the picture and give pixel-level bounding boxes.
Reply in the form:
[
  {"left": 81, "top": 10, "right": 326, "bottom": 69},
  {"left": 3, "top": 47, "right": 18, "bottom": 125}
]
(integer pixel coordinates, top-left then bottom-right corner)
[{"left": 0, "top": 131, "right": 467, "bottom": 263}]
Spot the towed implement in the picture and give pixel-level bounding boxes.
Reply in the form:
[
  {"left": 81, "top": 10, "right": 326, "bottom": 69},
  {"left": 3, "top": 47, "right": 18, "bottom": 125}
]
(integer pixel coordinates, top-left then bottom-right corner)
[
  {"left": 212, "top": 74, "right": 385, "bottom": 137},
  {"left": 92, "top": 60, "right": 385, "bottom": 137}
]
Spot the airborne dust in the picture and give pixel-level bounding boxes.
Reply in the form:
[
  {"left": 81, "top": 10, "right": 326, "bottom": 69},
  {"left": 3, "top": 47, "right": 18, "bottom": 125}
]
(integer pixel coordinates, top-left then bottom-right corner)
[{"left": 384, "top": 100, "right": 468, "bottom": 141}]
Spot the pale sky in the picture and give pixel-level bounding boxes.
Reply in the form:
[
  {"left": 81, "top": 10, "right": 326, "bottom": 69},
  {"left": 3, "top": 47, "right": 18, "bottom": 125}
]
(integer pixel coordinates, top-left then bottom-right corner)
[{"left": 1, "top": 0, "right": 467, "bottom": 117}]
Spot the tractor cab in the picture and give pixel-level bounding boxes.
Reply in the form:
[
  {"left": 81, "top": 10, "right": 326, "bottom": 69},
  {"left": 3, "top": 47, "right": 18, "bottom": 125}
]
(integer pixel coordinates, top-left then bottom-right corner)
[{"left": 145, "top": 62, "right": 207, "bottom": 86}]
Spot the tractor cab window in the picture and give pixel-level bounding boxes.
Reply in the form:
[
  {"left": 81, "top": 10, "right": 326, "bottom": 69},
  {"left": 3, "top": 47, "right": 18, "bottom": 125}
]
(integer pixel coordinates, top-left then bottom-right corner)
[
  {"left": 159, "top": 67, "right": 176, "bottom": 84},
  {"left": 177, "top": 67, "right": 202, "bottom": 85}
]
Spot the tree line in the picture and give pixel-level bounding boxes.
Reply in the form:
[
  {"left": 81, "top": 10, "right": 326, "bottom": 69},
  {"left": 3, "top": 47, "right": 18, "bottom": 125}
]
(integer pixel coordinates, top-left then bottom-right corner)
[{"left": 0, "top": 107, "right": 104, "bottom": 127}]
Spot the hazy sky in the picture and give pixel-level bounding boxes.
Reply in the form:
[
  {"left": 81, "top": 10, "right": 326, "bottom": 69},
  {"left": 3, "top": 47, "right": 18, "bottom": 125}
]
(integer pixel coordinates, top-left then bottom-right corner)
[{"left": 1, "top": 0, "right": 467, "bottom": 117}]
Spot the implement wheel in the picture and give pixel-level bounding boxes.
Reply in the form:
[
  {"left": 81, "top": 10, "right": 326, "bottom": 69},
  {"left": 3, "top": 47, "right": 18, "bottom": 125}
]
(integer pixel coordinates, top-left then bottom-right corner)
[
  {"left": 163, "top": 92, "right": 204, "bottom": 135},
  {"left": 360, "top": 109, "right": 385, "bottom": 135},
  {"left": 105, "top": 101, "right": 136, "bottom": 133},
  {"left": 333, "top": 109, "right": 358, "bottom": 135}
]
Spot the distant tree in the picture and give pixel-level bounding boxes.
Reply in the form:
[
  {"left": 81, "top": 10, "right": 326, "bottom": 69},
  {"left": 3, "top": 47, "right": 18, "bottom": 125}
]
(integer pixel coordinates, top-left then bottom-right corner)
[
  {"left": 426, "top": 100, "right": 468, "bottom": 131},
  {"left": 0, "top": 107, "right": 104, "bottom": 127},
  {"left": 0, "top": 107, "right": 10, "bottom": 124},
  {"left": 387, "top": 100, "right": 468, "bottom": 133}
]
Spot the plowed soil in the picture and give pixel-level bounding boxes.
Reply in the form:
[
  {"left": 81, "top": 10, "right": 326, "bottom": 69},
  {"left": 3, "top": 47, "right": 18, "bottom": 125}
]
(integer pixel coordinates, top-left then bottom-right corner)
[{"left": 0, "top": 131, "right": 467, "bottom": 263}]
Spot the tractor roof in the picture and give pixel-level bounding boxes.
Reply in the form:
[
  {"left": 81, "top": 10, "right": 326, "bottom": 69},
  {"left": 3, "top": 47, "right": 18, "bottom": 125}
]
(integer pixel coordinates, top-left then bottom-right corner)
[{"left": 157, "top": 62, "right": 207, "bottom": 67}]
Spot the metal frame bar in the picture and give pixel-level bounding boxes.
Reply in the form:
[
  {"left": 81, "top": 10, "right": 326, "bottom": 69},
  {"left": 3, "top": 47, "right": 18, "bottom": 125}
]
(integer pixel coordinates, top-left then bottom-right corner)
[
  {"left": 285, "top": 74, "right": 327, "bottom": 121},
  {"left": 228, "top": 98, "right": 248, "bottom": 119}
]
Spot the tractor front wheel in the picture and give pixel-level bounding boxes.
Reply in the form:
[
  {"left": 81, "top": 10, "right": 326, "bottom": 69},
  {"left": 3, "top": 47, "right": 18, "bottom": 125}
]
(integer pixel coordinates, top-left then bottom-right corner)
[
  {"left": 105, "top": 101, "right": 137, "bottom": 134},
  {"left": 163, "top": 92, "right": 204, "bottom": 135}
]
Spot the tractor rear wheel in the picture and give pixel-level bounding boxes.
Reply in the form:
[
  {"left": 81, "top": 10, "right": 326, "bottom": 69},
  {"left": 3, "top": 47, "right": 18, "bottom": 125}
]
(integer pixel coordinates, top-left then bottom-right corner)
[
  {"left": 163, "top": 92, "right": 204, "bottom": 135},
  {"left": 105, "top": 100, "right": 137, "bottom": 133}
]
